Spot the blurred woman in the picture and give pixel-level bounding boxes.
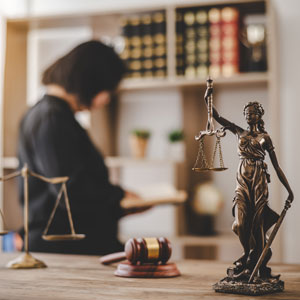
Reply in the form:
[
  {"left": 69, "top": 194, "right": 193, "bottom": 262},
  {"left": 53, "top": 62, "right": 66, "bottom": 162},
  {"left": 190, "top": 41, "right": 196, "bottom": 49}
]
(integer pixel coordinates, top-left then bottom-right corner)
[{"left": 18, "top": 40, "right": 143, "bottom": 255}]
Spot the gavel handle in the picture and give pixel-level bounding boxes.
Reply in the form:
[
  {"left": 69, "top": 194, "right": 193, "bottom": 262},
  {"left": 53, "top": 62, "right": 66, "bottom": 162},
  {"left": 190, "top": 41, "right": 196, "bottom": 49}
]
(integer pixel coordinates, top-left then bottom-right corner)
[{"left": 100, "top": 252, "right": 127, "bottom": 265}]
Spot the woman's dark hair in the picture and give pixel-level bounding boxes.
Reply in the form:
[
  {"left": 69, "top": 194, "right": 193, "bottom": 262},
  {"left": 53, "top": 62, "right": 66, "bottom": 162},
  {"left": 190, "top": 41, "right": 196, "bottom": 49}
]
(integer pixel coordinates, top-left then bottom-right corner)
[
  {"left": 243, "top": 101, "right": 266, "bottom": 133},
  {"left": 42, "top": 40, "right": 126, "bottom": 107}
]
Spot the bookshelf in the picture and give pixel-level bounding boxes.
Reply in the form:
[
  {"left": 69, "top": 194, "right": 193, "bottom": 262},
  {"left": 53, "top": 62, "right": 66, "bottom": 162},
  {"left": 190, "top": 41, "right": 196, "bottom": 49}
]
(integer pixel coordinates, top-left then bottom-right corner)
[
  {"left": 120, "top": 72, "right": 268, "bottom": 90},
  {"left": 0, "top": 0, "right": 280, "bottom": 260}
]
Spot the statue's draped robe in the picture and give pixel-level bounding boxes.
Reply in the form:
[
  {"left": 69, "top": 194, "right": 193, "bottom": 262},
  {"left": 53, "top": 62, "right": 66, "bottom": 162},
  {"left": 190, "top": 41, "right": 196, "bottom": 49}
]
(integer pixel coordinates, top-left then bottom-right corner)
[{"left": 233, "top": 133, "right": 279, "bottom": 262}]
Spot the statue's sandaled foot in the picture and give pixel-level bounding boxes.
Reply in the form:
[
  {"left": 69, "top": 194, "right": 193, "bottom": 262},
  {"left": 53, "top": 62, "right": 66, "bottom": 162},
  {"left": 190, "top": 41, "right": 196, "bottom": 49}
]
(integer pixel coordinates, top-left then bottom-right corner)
[
  {"left": 234, "top": 253, "right": 248, "bottom": 268},
  {"left": 259, "top": 266, "right": 281, "bottom": 281},
  {"left": 228, "top": 254, "right": 249, "bottom": 276},
  {"left": 227, "top": 267, "right": 251, "bottom": 281},
  {"left": 233, "top": 268, "right": 251, "bottom": 281}
]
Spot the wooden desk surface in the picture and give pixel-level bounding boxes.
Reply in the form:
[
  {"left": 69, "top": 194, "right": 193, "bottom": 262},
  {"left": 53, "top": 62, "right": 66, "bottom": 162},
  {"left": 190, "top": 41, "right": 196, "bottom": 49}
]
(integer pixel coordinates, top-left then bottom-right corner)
[{"left": 0, "top": 253, "right": 299, "bottom": 300}]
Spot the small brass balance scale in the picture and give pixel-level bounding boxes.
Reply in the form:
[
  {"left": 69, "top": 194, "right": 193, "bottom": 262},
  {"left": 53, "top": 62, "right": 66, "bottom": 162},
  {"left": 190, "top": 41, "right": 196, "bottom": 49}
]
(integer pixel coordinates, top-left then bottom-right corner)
[
  {"left": 0, "top": 164, "right": 85, "bottom": 269},
  {"left": 193, "top": 78, "right": 227, "bottom": 172}
]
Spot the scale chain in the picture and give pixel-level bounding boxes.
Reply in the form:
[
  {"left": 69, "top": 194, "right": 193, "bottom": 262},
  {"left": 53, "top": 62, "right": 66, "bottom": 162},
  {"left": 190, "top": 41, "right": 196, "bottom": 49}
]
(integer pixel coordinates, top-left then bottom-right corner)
[
  {"left": 193, "top": 78, "right": 227, "bottom": 172},
  {"left": 62, "top": 183, "right": 76, "bottom": 235},
  {"left": 200, "top": 138, "right": 209, "bottom": 169},
  {"left": 211, "top": 137, "right": 219, "bottom": 168},
  {"left": 43, "top": 183, "right": 76, "bottom": 236},
  {"left": 43, "top": 184, "right": 64, "bottom": 236},
  {"left": 218, "top": 137, "right": 225, "bottom": 168},
  {"left": 192, "top": 139, "right": 201, "bottom": 170},
  {"left": 193, "top": 137, "right": 209, "bottom": 170}
]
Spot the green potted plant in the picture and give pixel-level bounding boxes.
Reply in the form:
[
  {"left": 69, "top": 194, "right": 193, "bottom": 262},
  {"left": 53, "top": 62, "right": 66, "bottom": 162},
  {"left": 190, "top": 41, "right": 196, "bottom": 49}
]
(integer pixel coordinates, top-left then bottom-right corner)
[
  {"left": 168, "top": 129, "right": 185, "bottom": 161},
  {"left": 130, "top": 129, "right": 151, "bottom": 158}
]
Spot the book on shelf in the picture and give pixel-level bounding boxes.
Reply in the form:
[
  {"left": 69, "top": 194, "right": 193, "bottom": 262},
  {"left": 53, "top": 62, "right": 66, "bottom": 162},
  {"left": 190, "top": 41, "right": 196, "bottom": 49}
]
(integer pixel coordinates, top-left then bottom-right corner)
[
  {"left": 183, "top": 10, "right": 196, "bottom": 78},
  {"left": 152, "top": 12, "right": 167, "bottom": 78},
  {"left": 176, "top": 11, "right": 184, "bottom": 76},
  {"left": 141, "top": 14, "right": 154, "bottom": 78},
  {"left": 120, "top": 5, "right": 266, "bottom": 81},
  {"left": 120, "top": 11, "right": 167, "bottom": 79},
  {"left": 195, "top": 9, "right": 209, "bottom": 79},
  {"left": 176, "top": 5, "right": 265, "bottom": 79},
  {"left": 208, "top": 7, "right": 222, "bottom": 78},
  {"left": 120, "top": 16, "right": 142, "bottom": 78},
  {"left": 221, "top": 7, "right": 239, "bottom": 77},
  {"left": 120, "top": 17, "right": 131, "bottom": 77},
  {"left": 129, "top": 16, "right": 143, "bottom": 78}
]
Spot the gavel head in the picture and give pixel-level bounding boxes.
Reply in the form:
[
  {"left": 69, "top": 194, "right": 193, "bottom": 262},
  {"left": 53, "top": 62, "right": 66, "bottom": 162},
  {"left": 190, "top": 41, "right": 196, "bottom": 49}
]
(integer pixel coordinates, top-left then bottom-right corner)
[{"left": 125, "top": 237, "right": 172, "bottom": 265}]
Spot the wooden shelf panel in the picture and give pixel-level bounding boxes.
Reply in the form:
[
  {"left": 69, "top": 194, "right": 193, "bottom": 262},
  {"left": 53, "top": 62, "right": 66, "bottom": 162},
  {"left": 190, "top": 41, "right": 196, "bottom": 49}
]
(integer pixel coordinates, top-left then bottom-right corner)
[{"left": 119, "top": 72, "right": 268, "bottom": 91}]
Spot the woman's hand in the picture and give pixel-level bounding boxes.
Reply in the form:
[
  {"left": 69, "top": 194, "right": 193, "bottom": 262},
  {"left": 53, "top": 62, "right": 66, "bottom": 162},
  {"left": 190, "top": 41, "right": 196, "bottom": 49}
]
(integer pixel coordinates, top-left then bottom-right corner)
[{"left": 124, "top": 190, "right": 140, "bottom": 199}]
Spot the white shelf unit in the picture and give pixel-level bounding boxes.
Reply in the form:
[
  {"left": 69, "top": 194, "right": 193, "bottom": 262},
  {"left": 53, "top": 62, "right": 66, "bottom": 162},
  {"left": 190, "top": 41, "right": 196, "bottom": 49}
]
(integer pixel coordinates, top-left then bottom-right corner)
[{"left": 0, "top": 0, "right": 280, "bottom": 260}]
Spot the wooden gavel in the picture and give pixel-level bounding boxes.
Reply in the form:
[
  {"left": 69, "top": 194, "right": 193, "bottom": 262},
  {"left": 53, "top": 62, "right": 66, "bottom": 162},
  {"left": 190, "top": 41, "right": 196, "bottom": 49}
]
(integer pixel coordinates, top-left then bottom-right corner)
[{"left": 100, "top": 237, "right": 172, "bottom": 265}]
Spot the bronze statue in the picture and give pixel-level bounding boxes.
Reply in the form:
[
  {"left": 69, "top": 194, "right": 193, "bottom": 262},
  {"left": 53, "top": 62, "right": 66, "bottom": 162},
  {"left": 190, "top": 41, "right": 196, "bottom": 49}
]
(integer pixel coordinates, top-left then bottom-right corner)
[{"left": 199, "top": 79, "right": 294, "bottom": 295}]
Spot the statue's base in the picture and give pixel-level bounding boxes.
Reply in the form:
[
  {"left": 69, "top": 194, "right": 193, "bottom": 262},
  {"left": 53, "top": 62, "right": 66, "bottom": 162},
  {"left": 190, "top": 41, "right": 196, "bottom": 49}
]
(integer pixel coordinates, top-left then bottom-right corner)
[{"left": 213, "top": 277, "right": 284, "bottom": 296}]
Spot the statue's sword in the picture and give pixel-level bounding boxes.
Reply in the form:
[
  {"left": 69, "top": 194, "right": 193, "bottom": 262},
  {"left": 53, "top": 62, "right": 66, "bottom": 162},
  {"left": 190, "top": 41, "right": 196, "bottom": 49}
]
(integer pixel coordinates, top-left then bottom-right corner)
[{"left": 248, "top": 201, "right": 291, "bottom": 283}]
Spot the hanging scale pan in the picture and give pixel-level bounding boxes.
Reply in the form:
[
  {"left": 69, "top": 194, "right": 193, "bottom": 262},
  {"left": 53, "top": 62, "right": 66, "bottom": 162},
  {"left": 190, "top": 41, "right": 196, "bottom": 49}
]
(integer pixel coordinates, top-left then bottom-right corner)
[
  {"left": 192, "top": 78, "right": 227, "bottom": 172},
  {"left": 42, "top": 234, "right": 85, "bottom": 241},
  {"left": 41, "top": 182, "right": 85, "bottom": 241}
]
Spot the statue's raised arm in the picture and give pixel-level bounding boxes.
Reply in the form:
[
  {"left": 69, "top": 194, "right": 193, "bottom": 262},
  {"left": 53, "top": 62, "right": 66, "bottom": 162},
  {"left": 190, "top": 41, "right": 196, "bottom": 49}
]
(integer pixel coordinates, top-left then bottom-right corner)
[{"left": 204, "top": 78, "right": 243, "bottom": 135}]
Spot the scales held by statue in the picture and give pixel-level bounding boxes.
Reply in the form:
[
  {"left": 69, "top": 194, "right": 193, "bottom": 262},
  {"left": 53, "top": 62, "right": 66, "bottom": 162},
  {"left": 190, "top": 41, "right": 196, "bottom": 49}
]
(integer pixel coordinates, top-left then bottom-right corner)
[
  {"left": 192, "top": 77, "right": 228, "bottom": 172},
  {"left": 193, "top": 78, "right": 294, "bottom": 296}
]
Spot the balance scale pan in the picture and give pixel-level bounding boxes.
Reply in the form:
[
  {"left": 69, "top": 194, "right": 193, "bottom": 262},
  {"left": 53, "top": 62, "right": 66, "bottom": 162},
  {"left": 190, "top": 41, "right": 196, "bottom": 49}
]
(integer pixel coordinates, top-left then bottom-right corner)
[
  {"left": 210, "top": 167, "right": 228, "bottom": 171},
  {"left": 192, "top": 168, "right": 210, "bottom": 172},
  {"left": 0, "top": 231, "right": 9, "bottom": 236},
  {"left": 192, "top": 167, "right": 228, "bottom": 172},
  {"left": 42, "top": 234, "right": 85, "bottom": 241}
]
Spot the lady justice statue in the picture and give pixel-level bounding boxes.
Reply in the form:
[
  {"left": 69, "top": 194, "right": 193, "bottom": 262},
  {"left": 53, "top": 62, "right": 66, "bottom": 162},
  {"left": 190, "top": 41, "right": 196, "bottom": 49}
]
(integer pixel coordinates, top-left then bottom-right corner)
[{"left": 199, "top": 79, "right": 294, "bottom": 295}]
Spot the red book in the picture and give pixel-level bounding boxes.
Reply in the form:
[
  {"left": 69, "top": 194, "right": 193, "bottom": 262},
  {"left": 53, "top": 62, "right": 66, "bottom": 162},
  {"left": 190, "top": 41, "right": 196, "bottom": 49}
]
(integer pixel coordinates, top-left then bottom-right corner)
[
  {"left": 208, "top": 8, "right": 222, "bottom": 78},
  {"left": 221, "top": 7, "right": 239, "bottom": 77}
]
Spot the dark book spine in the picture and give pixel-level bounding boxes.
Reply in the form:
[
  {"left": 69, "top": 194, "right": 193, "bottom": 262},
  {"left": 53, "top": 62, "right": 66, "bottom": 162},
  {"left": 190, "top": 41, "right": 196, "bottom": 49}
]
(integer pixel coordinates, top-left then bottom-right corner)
[
  {"left": 120, "top": 17, "right": 132, "bottom": 78},
  {"left": 152, "top": 12, "right": 167, "bottom": 78},
  {"left": 141, "top": 14, "right": 154, "bottom": 78},
  {"left": 195, "top": 9, "right": 209, "bottom": 79},
  {"left": 183, "top": 10, "right": 197, "bottom": 78},
  {"left": 129, "top": 16, "right": 143, "bottom": 78},
  {"left": 176, "top": 11, "right": 184, "bottom": 76}
]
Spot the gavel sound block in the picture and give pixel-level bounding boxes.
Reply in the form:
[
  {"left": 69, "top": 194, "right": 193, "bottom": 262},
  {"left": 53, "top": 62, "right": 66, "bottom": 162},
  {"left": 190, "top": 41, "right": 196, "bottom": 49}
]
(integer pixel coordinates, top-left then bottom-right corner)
[{"left": 100, "top": 237, "right": 180, "bottom": 278}]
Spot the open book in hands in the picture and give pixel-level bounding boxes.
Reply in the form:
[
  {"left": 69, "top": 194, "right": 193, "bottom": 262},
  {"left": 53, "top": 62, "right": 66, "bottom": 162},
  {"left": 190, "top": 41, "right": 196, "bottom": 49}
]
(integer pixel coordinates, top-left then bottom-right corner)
[{"left": 120, "top": 184, "right": 187, "bottom": 209}]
